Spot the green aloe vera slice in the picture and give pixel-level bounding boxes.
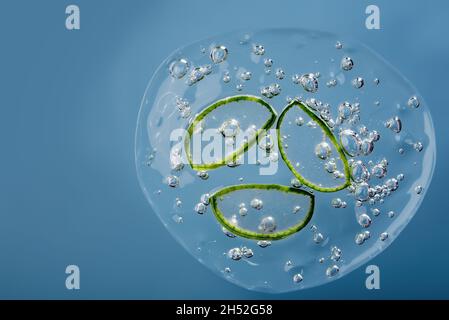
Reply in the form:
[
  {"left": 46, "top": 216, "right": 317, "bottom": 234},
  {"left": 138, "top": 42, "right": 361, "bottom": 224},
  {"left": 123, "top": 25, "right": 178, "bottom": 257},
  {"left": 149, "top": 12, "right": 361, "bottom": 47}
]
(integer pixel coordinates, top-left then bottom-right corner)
[
  {"left": 185, "top": 95, "right": 277, "bottom": 171},
  {"left": 210, "top": 184, "right": 315, "bottom": 240},
  {"left": 276, "top": 99, "right": 351, "bottom": 192}
]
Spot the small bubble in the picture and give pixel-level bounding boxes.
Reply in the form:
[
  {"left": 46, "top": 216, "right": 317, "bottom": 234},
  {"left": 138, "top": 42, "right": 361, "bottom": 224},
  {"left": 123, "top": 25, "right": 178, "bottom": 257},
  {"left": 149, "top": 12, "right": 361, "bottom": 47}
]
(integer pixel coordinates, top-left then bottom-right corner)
[
  {"left": 326, "top": 265, "right": 340, "bottom": 277},
  {"left": 330, "top": 246, "right": 342, "bottom": 261},
  {"left": 331, "top": 198, "right": 343, "bottom": 208},
  {"left": 222, "top": 72, "right": 231, "bottom": 83},
  {"left": 219, "top": 119, "right": 240, "bottom": 137},
  {"left": 313, "top": 232, "right": 324, "bottom": 244},
  {"left": 194, "top": 202, "right": 207, "bottom": 214},
  {"left": 414, "top": 142, "right": 423, "bottom": 152},
  {"left": 314, "top": 141, "right": 332, "bottom": 160},
  {"left": 210, "top": 45, "right": 228, "bottom": 64},
  {"left": 222, "top": 227, "right": 236, "bottom": 238},
  {"left": 242, "top": 247, "right": 254, "bottom": 258},
  {"left": 351, "top": 161, "right": 370, "bottom": 183},
  {"left": 275, "top": 68, "right": 285, "bottom": 80},
  {"left": 197, "top": 171, "right": 209, "bottom": 180},
  {"left": 415, "top": 185, "right": 423, "bottom": 194},
  {"left": 257, "top": 240, "right": 271, "bottom": 248},
  {"left": 352, "top": 77, "right": 364, "bottom": 89},
  {"left": 295, "top": 116, "right": 304, "bottom": 126},
  {"left": 355, "top": 232, "right": 366, "bottom": 245},
  {"left": 387, "top": 210, "right": 395, "bottom": 218},
  {"left": 335, "top": 41, "right": 343, "bottom": 49},
  {"left": 250, "top": 198, "right": 263, "bottom": 210},
  {"left": 172, "top": 214, "right": 183, "bottom": 224},
  {"left": 358, "top": 213, "right": 372, "bottom": 228},
  {"left": 284, "top": 260, "right": 293, "bottom": 272},
  {"left": 169, "top": 58, "right": 190, "bottom": 79},
  {"left": 407, "top": 95, "right": 420, "bottom": 109},
  {"left": 264, "top": 58, "right": 273, "bottom": 67},
  {"left": 373, "top": 78, "right": 380, "bottom": 85},
  {"left": 380, "top": 232, "right": 389, "bottom": 241},
  {"left": 239, "top": 206, "right": 248, "bottom": 216},
  {"left": 224, "top": 267, "right": 231, "bottom": 273},
  {"left": 340, "top": 129, "right": 362, "bottom": 156},
  {"left": 299, "top": 73, "right": 319, "bottom": 93},
  {"left": 166, "top": 175, "right": 180, "bottom": 188},
  {"left": 253, "top": 44, "right": 265, "bottom": 55},
  {"left": 293, "top": 273, "right": 303, "bottom": 283},
  {"left": 355, "top": 182, "right": 370, "bottom": 201},
  {"left": 385, "top": 116, "right": 402, "bottom": 133},
  {"left": 341, "top": 56, "right": 354, "bottom": 71},
  {"left": 240, "top": 71, "right": 252, "bottom": 81},
  {"left": 397, "top": 173, "right": 405, "bottom": 181},
  {"left": 260, "top": 83, "right": 281, "bottom": 98},
  {"left": 326, "top": 79, "right": 337, "bottom": 87},
  {"left": 200, "top": 193, "right": 210, "bottom": 205},
  {"left": 371, "top": 208, "right": 381, "bottom": 216},
  {"left": 258, "top": 216, "right": 277, "bottom": 233},
  {"left": 227, "top": 248, "right": 243, "bottom": 260},
  {"left": 290, "top": 178, "right": 302, "bottom": 188}
]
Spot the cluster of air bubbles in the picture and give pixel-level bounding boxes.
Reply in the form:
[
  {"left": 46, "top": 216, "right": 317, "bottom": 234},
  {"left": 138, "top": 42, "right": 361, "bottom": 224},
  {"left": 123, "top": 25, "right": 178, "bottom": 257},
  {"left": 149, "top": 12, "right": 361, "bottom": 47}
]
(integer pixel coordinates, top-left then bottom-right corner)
[
  {"left": 250, "top": 198, "right": 264, "bottom": 210},
  {"left": 385, "top": 116, "right": 402, "bottom": 133},
  {"left": 169, "top": 58, "right": 190, "bottom": 79},
  {"left": 240, "top": 71, "right": 252, "bottom": 81},
  {"left": 222, "top": 71, "right": 231, "bottom": 83},
  {"left": 341, "top": 56, "right": 354, "bottom": 71},
  {"left": 355, "top": 231, "right": 371, "bottom": 245},
  {"left": 326, "top": 79, "right": 338, "bottom": 87},
  {"left": 186, "top": 64, "right": 212, "bottom": 86},
  {"left": 253, "top": 44, "right": 265, "bottom": 55},
  {"left": 260, "top": 83, "right": 281, "bottom": 98},
  {"left": 330, "top": 246, "right": 342, "bottom": 261},
  {"left": 414, "top": 141, "right": 423, "bottom": 152},
  {"left": 227, "top": 247, "right": 243, "bottom": 260},
  {"left": 331, "top": 198, "right": 347, "bottom": 209},
  {"left": 170, "top": 147, "right": 184, "bottom": 171},
  {"left": 210, "top": 45, "right": 228, "bottom": 64},
  {"left": 352, "top": 77, "right": 364, "bottom": 89},
  {"left": 310, "top": 226, "right": 325, "bottom": 244},
  {"left": 238, "top": 202, "right": 248, "bottom": 216},
  {"left": 407, "top": 95, "right": 420, "bottom": 109},
  {"left": 175, "top": 96, "right": 191, "bottom": 119},
  {"left": 339, "top": 125, "right": 379, "bottom": 157},
  {"left": 257, "top": 240, "right": 271, "bottom": 248}
]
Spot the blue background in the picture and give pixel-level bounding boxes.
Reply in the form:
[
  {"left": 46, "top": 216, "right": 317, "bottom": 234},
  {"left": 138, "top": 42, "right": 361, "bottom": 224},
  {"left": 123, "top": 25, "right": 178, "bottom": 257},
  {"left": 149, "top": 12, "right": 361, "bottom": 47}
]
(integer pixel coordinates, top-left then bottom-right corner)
[{"left": 0, "top": 0, "right": 448, "bottom": 299}]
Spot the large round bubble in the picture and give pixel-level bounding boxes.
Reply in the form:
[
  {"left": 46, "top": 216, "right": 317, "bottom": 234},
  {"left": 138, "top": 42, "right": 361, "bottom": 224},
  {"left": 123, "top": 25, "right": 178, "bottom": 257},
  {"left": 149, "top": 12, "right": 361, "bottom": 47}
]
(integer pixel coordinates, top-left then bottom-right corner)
[{"left": 135, "top": 29, "right": 435, "bottom": 293}]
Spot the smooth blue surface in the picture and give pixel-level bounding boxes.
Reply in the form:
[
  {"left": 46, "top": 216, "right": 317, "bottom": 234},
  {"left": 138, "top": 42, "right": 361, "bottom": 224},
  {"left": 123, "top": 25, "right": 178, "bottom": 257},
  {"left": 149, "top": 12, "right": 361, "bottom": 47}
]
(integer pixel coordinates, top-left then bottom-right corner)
[{"left": 0, "top": 0, "right": 448, "bottom": 299}]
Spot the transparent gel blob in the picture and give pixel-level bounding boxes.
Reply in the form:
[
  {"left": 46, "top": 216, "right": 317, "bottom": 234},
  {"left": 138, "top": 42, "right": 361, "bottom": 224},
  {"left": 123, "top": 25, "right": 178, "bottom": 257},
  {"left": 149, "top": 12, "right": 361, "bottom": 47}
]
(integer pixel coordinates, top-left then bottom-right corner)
[{"left": 135, "top": 29, "right": 435, "bottom": 293}]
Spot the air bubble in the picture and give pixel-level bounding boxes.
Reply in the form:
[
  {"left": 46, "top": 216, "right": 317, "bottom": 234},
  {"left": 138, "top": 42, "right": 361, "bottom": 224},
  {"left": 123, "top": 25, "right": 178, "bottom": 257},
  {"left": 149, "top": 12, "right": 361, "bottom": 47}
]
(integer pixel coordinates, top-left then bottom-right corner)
[{"left": 210, "top": 45, "right": 228, "bottom": 64}]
